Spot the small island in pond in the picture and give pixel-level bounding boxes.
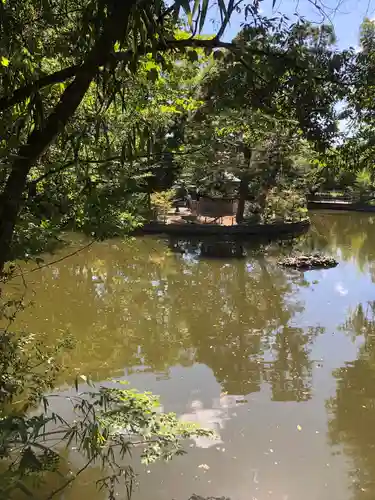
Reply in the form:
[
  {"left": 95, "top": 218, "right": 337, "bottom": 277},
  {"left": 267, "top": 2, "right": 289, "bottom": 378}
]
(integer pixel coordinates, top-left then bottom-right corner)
[
  {"left": 142, "top": 178, "right": 309, "bottom": 239},
  {"left": 278, "top": 254, "right": 338, "bottom": 270}
]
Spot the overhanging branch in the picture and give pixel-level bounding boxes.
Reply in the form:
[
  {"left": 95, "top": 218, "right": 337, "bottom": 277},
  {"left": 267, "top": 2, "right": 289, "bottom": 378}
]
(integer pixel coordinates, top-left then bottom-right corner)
[
  {"left": 27, "top": 145, "right": 208, "bottom": 187},
  {"left": 0, "top": 34, "right": 338, "bottom": 114},
  {"left": 0, "top": 39, "right": 241, "bottom": 114},
  {"left": 0, "top": 64, "right": 81, "bottom": 113}
]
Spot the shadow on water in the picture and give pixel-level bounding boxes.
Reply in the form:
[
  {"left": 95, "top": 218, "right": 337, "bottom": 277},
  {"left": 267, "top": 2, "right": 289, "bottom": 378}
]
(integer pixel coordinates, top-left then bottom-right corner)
[
  {"left": 7, "top": 211, "right": 375, "bottom": 499},
  {"left": 167, "top": 236, "right": 247, "bottom": 259},
  {"left": 166, "top": 232, "right": 303, "bottom": 261}
]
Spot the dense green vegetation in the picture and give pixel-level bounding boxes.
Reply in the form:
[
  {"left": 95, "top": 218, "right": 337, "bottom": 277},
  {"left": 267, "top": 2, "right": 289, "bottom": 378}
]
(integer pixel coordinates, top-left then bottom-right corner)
[
  {"left": 0, "top": 0, "right": 356, "bottom": 268},
  {"left": 1, "top": 0, "right": 375, "bottom": 497}
]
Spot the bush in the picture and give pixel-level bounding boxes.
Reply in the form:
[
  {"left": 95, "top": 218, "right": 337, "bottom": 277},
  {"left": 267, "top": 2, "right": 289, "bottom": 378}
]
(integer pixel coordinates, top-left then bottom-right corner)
[
  {"left": 354, "top": 169, "right": 375, "bottom": 201},
  {"left": 261, "top": 188, "right": 308, "bottom": 223},
  {"left": 150, "top": 189, "right": 176, "bottom": 221}
]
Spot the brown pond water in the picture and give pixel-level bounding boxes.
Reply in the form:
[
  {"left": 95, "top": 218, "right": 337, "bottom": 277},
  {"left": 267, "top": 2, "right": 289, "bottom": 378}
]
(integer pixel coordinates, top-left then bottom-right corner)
[{"left": 7, "top": 211, "right": 375, "bottom": 500}]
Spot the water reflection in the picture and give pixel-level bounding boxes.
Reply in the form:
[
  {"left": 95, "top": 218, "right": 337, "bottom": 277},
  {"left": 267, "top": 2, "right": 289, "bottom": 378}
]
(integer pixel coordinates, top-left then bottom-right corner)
[
  {"left": 7, "top": 211, "right": 375, "bottom": 500},
  {"left": 307, "top": 212, "right": 375, "bottom": 273},
  {"left": 168, "top": 236, "right": 246, "bottom": 259},
  {"left": 9, "top": 235, "right": 320, "bottom": 401},
  {"left": 328, "top": 301, "right": 375, "bottom": 500}
]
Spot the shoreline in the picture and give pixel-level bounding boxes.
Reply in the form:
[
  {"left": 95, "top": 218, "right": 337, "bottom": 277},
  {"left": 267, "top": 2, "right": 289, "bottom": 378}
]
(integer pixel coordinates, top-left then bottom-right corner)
[
  {"left": 307, "top": 200, "right": 375, "bottom": 212},
  {"left": 134, "top": 219, "right": 310, "bottom": 238}
]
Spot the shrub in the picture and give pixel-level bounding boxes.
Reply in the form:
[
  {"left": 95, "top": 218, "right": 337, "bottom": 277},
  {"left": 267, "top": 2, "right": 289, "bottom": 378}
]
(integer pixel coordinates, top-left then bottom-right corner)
[
  {"left": 150, "top": 189, "right": 176, "bottom": 222},
  {"left": 261, "top": 188, "right": 308, "bottom": 223}
]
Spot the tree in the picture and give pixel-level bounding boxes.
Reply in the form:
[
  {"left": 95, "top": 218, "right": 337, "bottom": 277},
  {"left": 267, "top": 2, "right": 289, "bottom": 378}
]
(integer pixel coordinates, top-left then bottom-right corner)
[
  {"left": 0, "top": 0, "right": 246, "bottom": 272},
  {"left": 0, "top": 0, "right": 353, "bottom": 270},
  {"left": 324, "top": 18, "right": 375, "bottom": 193},
  {"left": 182, "top": 21, "right": 347, "bottom": 221},
  {"left": 0, "top": 2, "right": 246, "bottom": 495}
]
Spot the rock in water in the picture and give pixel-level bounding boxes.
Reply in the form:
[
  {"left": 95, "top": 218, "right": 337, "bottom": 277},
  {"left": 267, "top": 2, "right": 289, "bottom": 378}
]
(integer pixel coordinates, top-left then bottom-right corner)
[{"left": 278, "top": 254, "right": 338, "bottom": 270}]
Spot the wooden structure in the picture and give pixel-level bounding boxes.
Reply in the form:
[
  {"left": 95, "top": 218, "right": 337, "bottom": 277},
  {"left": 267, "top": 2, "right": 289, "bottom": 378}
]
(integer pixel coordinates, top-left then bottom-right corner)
[{"left": 195, "top": 197, "right": 238, "bottom": 223}]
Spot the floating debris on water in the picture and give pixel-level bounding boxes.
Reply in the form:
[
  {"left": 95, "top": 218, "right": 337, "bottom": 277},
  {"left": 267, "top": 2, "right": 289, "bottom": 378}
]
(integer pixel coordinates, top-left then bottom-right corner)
[{"left": 198, "top": 464, "right": 210, "bottom": 470}]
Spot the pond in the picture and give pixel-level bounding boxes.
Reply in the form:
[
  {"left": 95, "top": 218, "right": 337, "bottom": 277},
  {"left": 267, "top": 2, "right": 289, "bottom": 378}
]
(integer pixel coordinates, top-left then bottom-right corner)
[{"left": 7, "top": 211, "right": 375, "bottom": 500}]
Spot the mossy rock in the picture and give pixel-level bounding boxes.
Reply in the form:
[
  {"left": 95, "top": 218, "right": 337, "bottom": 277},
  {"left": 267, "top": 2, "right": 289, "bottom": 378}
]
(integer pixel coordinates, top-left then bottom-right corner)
[{"left": 278, "top": 254, "right": 338, "bottom": 270}]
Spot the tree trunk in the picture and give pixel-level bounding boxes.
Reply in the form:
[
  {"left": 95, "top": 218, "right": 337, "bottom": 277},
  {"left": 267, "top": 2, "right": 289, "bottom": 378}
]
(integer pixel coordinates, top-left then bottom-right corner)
[
  {"left": 0, "top": 0, "right": 136, "bottom": 272},
  {"left": 236, "top": 176, "right": 249, "bottom": 224},
  {"left": 236, "top": 147, "right": 252, "bottom": 224},
  {"left": 257, "top": 186, "right": 268, "bottom": 213}
]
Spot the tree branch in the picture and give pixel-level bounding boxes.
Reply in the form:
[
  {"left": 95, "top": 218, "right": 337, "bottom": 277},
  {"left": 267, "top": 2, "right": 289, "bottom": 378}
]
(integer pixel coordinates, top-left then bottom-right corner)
[
  {"left": 113, "top": 38, "right": 336, "bottom": 84},
  {"left": 46, "top": 455, "right": 96, "bottom": 500},
  {"left": 113, "top": 37, "right": 238, "bottom": 61},
  {"left": 28, "top": 160, "right": 77, "bottom": 188},
  {"left": 0, "top": 36, "right": 243, "bottom": 114},
  {"left": 214, "top": 0, "right": 243, "bottom": 41},
  {"left": 0, "top": 33, "right": 337, "bottom": 114},
  {"left": 11, "top": 240, "right": 96, "bottom": 279},
  {"left": 26, "top": 146, "right": 209, "bottom": 187},
  {"left": 0, "top": 65, "right": 81, "bottom": 113}
]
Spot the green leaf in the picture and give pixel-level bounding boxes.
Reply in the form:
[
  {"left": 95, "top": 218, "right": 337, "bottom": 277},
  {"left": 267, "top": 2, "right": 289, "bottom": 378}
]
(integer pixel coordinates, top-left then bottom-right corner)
[
  {"left": 217, "top": 0, "right": 228, "bottom": 24},
  {"left": 193, "top": 0, "right": 200, "bottom": 16},
  {"left": 19, "top": 447, "right": 42, "bottom": 473},
  {"left": 199, "top": 0, "right": 209, "bottom": 33},
  {"left": 1, "top": 56, "right": 9, "bottom": 67},
  {"left": 179, "top": 0, "right": 193, "bottom": 29}
]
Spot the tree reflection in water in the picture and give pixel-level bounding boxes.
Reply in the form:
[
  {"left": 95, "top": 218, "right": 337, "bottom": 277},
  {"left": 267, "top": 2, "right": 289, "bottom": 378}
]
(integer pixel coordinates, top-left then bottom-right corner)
[
  {"left": 8, "top": 212, "right": 375, "bottom": 500},
  {"left": 307, "top": 212, "right": 375, "bottom": 275},
  {"left": 328, "top": 301, "right": 375, "bottom": 500},
  {"left": 8, "top": 235, "right": 321, "bottom": 402}
]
